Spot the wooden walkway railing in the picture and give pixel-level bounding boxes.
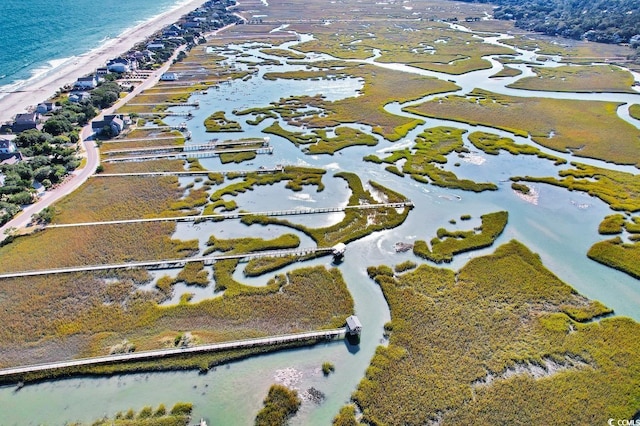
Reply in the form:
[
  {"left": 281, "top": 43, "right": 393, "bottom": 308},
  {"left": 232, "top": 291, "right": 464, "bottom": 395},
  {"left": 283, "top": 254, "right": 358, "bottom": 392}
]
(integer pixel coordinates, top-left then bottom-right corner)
[{"left": 0, "top": 328, "right": 347, "bottom": 378}]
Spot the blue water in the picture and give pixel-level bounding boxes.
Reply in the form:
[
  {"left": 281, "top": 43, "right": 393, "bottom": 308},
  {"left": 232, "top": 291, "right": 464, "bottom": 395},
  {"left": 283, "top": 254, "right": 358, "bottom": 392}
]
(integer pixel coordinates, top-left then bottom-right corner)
[{"left": 0, "top": 0, "right": 187, "bottom": 95}]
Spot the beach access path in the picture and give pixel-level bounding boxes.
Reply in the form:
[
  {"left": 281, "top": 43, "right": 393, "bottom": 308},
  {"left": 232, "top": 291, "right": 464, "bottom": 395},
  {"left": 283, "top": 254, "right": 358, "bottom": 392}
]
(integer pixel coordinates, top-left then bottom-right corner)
[{"left": 0, "top": 47, "right": 187, "bottom": 242}]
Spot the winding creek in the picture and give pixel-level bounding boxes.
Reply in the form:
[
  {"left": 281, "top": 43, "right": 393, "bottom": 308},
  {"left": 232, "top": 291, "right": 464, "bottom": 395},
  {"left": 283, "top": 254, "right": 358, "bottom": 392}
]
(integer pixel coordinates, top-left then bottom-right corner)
[{"left": 1, "top": 25, "right": 640, "bottom": 425}]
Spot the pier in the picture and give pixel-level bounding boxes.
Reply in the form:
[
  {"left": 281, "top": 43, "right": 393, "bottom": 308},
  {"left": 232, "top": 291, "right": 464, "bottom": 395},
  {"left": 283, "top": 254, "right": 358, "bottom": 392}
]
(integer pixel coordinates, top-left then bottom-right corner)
[
  {"left": 0, "top": 246, "right": 333, "bottom": 279},
  {"left": 44, "top": 201, "right": 414, "bottom": 228},
  {"left": 0, "top": 328, "right": 347, "bottom": 378},
  {"left": 91, "top": 165, "right": 285, "bottom": 178},
  {"left": 101, "top": 146, "right": 274, "bottom": 163}
]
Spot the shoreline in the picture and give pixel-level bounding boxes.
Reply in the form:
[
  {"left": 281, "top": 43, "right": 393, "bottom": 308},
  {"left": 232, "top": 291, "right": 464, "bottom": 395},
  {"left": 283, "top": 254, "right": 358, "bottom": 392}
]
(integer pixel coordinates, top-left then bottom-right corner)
[{"left": 0, "top": 0, "right": 209, "bottom": 124}]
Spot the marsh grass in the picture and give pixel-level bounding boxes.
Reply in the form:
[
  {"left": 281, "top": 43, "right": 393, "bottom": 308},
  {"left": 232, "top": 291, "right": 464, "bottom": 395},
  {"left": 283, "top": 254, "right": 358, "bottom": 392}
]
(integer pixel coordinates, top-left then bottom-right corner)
[
  {"left": 365, "top": 127, "right": 498, "bottom": 191},
  {"left": 468, "top": 131, "right": 566, "bottom": 164},
  {"left": 587, "top": 237, "right": 640, "bottom": 279},
  {"left": 413, "top": 211, "right": 508, "bottom": 263},
  {"left": 204, "top": 111, "right": 243, "bottom": 132},
  {"left": 513, "top": 162, "right": 640, "bottom": 212},
  {"left": 630, "top": 104, "right": 640, "bottom": 120},
  {"left": 255, "top": 63, "right": 458, "bottom": 141},
  {"left": 407, "top": 89, "right": 640, "bottom": 166},
  {"left": 352, "top": 240, "right": 640, "bottom": 424},
  {"left": 507, "top": 65, "right": 636, "bottom": 93},
  {"left": 263, "top": 122, "right": 378, "bottom": 154},
  {"left": 241, "top": 173, "right": 411, "bottom": 247}
]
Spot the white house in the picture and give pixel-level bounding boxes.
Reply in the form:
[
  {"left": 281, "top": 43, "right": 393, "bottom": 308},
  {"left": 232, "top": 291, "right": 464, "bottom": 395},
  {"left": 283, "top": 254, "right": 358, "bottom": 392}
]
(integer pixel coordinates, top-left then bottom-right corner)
[
  {"left": 74, "top": 75, "right": 98, "bottom": 89},
  {"left": 107, "top": 58, "right": 137, "bottom": 73},
  {"left": 160, "top": 72, "right": 178, "bottom": 81}
]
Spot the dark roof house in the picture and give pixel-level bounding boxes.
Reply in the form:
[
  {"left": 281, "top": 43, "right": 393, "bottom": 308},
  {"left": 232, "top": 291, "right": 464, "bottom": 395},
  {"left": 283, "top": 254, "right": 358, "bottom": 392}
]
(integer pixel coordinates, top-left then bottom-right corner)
[{"left": 12, "top": 113, "right": 39, "bottom": 133}]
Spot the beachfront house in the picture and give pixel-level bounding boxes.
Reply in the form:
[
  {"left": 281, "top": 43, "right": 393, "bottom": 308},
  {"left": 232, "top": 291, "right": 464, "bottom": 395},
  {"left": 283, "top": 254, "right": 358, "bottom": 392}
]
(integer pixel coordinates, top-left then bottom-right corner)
[
  {"left": 74, "top": 75, "right": 98, "bottom": 90},
  {"left": 35, "top": 102, "right": 58, "bottom": 114},
  {"left": 92, "top": 114, "right": 130, "bottom": 137},
  {"left": 11, "top": 113, "right": 39, "bottom": 133},
  {"left": 0, "top": 138, "right": 17, "bottom": 159},
  {"left": 68, "top": 92, "right": 92, "bottom": 103},
  {"left": 147, "top": 42, "right": 166, "bottom": 50},
  {"left": 107, "top": 58, "right": 137, "bottom": 73}
]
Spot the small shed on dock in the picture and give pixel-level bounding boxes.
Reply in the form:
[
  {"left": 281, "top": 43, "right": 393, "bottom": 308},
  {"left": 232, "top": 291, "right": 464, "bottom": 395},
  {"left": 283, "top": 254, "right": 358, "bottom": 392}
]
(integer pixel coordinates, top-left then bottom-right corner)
[
  {"left": 346, "top": 315, "right": 362, "bottom": 336},
  {"left": 332, "top": 243, "right": 346, "bottom": 258}
]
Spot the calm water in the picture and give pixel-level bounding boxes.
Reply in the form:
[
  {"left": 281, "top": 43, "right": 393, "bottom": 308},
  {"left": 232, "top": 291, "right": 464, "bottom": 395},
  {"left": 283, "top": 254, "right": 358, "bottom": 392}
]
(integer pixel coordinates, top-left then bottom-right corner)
[
  {"left": 2, "top": 27, "right": 640, "bottom": 425},
  {"left": 0, "top": 0, "right": 189, "bottom": 97}
]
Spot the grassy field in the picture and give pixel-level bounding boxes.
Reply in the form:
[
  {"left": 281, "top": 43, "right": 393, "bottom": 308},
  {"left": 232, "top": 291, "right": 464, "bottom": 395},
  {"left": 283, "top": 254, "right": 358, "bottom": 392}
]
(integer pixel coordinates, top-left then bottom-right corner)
[
  {"left": 507, "top": 65, "right": 636, "bottom": 93},
  {"left": 630, "top": 104, "right": 640, "bottom": 120},
  {"left": 71, "top": 402, "right": 193, "bottom": 426},
  {"left": 406, "top": 89, "right": 640, "bottom": 166},
  {"left": 351, "top": 241, "right": 639, "bottom": 425},
  {"left": 204, "top": 111, "right": 243, "bottom": 132},
  {"left": 490, "top": 65, "right": 523, "bottom": 78}
]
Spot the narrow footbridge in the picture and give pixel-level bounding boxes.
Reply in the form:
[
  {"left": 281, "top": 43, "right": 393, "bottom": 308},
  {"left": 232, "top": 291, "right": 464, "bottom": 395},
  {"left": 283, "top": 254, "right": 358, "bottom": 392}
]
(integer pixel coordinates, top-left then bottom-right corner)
[
  {"left": 0, "top": 328, "right": 346, "bottom": 378},
  {"left": 102, "top": 146, "right": 274, "bottom": 163},
  {"left": 91, "top": 165, "right": 285, "bottom": 178},
  {"left": 0, "top": 246, "right": 332, "bottom": 279},
  {"left": 45, "top": 201, "right": 414, "bottom": 229}
]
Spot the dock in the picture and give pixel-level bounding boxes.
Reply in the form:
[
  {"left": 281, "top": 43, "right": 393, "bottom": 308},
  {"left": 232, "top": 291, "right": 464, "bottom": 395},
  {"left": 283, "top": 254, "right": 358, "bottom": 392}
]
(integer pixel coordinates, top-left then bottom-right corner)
[{"left": 0, "top": 328, "right": 347, "bottom": 379}]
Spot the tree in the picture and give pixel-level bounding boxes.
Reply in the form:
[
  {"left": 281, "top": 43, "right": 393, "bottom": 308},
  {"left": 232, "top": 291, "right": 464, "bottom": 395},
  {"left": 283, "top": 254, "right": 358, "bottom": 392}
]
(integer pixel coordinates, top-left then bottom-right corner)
[{"left": 43, "top": 118, "right": 73, "bottom": 136}]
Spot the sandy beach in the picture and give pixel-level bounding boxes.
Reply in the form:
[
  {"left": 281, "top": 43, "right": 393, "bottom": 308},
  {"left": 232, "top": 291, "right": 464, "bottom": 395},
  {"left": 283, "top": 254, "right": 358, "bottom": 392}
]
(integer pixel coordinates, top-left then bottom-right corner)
[{"left": 0, "top": 0, "right": 208, "bottom": 124}]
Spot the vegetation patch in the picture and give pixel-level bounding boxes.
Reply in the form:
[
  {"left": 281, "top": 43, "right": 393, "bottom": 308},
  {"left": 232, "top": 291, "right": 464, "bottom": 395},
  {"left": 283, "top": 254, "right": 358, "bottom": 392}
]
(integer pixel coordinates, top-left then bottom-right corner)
[
  {"left": 72, "top": 402, "right": 192, "bottom": 426},
  {"left": 630, "top": 104, "right": 640, "bottom": 121},
  {"left": 512, "top": 162, "right": 640, "bottom": 212},
  {"left": 468, "top": 131, "right": 566, "bottom": 164},
  {"left": 352, "top": 240, "right": 640, "bottom": 425},
  {"left": 255, "top": 384, "right": 301, "bottom": 426},
  {"left": 364, "top": 127, "right": 498, "bottom": 192},
  {"left": 413, "top": 211, "right": 508, "bottom": 263},
  {"left": 406, "top": 89, "right": 640, "bottom": 166},
  {"left": 263, "top": 122, "right": 378, "bottom": 154},
  {"left": 507, "top": 65, "right": 636, "bottom": 93},
  {"left": 587, "top": 237, "right": 640, "bottom": 279},
  {"left": 241, "top": 173, "right": 412, "bottom": 247},
  {"left": 204, "top": 111, "right": 243, "bottom": 132},
  {"left": 203, "top": 166, "right": 326, "bottom": 215},
  {"left": 490, "top": 65, "right": 523, "bottom": 78},
  {"left": 243, "top": 63, "right": 459, "bottom": 141}
]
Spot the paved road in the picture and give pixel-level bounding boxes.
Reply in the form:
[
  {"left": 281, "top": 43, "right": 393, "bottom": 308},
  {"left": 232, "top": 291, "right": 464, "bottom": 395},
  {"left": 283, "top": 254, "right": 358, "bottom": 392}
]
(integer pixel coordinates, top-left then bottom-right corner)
[
  {"left": 0, "top": 47, "right": 187, "bottom": 242},
  {"left": 0, "top": 328, "right": 347, "bottom": 377}
]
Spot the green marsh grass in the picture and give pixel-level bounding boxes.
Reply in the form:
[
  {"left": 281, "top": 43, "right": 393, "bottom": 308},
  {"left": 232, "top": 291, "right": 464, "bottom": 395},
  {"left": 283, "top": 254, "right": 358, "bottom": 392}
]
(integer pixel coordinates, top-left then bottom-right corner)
[
  {"left": 507, "top": 65, "right": 636, "bottom": 93},
  {"left": 407, "top": 89, "right": 640, "bottom": 166},
  {"left": 352, "top": 240, "right": 640, "bottom": 425},
  {"left": 413, "top": 211, "right": 508, "bottom": 263}
]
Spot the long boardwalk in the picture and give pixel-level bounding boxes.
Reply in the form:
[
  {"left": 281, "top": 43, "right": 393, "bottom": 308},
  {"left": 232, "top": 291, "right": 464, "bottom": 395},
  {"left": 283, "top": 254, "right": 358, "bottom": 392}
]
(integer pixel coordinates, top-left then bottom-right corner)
[
  {"left": 0, "top": 246, "right": 332, "bottom": 279},
  {"left": 0, "top": 328, "right": 346, "bottom": 378},
  {"left": 102, "top": 146, "right": 274, "bottom": 163},
  {"left": 91, "top": 165, "right": 284, "bottom": 178},
  {"left": 46, "top": 201, "right": 414, "bottom": 228}
]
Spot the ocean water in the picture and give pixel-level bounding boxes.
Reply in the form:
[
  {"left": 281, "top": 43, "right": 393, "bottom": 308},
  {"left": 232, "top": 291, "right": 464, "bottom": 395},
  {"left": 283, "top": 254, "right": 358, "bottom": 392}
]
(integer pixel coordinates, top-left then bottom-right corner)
[{"left": 0, "top": 0, "right": 192, "bottom": 97}]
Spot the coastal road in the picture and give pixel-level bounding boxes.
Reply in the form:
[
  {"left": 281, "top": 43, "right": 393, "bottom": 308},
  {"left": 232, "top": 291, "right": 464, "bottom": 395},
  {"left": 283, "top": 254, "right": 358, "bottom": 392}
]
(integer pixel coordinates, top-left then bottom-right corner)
[{"left": 0, "top": 47, "right": 187, "bottom": 242}]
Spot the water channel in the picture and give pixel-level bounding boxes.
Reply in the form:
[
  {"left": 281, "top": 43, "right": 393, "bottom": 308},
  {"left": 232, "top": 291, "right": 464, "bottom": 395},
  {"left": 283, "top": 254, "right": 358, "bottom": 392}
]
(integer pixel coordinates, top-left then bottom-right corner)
[{"left": 1, "top": 25, "right": 640, "bottom": 425}]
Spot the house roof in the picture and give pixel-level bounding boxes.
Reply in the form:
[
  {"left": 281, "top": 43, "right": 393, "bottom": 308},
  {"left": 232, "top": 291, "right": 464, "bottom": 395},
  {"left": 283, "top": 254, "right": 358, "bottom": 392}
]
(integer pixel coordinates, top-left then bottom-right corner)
[{"left": 14, "top": 113, "right": 37, "bottom": 124}]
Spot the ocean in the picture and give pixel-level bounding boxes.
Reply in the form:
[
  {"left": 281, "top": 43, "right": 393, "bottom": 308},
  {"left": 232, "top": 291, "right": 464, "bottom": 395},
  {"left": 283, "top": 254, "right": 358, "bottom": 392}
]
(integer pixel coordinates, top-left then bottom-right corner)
[{"left": 0, "top": 0, "right": 191, "bottom": 98}]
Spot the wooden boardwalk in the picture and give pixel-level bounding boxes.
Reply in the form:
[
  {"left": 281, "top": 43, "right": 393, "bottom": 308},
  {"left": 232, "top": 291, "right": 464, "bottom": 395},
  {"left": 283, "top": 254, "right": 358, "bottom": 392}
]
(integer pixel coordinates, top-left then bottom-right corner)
[
  {"left": 0, "top": 328, "right": 347, "bottom": 378},
  {"left": 92, "top": 165, "right": 285, "bottom": 178},
  {"left": 0, "top": 246, "right": 332, "bottom": 279},
  {"left": 45, "top": 201, "right": 414, "bottom": 229},
  {"left": 102, "top": 146, "right": 274, "bottom": 163}
]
